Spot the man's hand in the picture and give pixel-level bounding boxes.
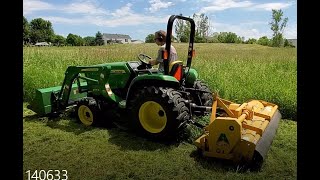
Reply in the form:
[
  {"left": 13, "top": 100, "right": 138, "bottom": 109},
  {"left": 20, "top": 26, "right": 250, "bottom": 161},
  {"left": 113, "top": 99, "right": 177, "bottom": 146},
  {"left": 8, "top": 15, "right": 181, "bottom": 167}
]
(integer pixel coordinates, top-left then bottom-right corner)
[{"left": 149, "top": 59, "right": 157, "bottom": 65}]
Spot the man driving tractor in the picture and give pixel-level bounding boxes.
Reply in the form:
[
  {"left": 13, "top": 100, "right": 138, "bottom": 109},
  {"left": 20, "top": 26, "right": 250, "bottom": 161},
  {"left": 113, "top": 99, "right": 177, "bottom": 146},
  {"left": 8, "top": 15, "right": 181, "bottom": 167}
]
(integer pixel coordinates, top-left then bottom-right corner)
[{"left": 148, "top": 30, "right": 178, "bottom": 72}]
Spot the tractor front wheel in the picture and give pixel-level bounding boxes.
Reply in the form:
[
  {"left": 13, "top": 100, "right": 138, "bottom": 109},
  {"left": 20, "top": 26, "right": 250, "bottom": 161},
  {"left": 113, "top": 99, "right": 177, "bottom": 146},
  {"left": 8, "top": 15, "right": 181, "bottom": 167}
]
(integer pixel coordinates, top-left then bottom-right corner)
[
  {"left": 76, "top": 98, "right": 102, "bottom": 126},
  {"left": 128, "top": 86, "right": 190, "bottom": 141}
]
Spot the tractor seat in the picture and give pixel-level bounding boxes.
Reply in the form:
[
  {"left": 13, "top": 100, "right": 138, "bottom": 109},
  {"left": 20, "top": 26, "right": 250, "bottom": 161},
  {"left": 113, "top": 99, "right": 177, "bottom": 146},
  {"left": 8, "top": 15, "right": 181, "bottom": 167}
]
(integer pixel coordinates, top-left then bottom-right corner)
[{"left": 169, "top": 61, "right": 183, "bottom": 81}]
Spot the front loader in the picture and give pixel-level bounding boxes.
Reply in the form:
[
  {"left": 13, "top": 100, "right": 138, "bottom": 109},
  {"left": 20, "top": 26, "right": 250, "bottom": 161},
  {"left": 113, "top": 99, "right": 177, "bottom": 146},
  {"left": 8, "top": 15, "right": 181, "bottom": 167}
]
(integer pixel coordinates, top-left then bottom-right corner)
[{"left": 28, "top": 15, "right": 281, "bottom": 168}]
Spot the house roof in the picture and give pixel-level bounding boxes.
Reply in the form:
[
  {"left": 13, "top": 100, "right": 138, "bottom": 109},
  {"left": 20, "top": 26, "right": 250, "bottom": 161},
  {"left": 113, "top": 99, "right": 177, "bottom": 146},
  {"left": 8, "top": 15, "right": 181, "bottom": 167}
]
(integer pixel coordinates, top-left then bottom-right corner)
[
  {"left": 35, "top": 42, "right": 49, "bottom": 46},
  {"left": 103, "top": 33, "right": 132, "bottom": 39},
  {"left": 287, "top": 39, "right": 297, "bottom": 47}
]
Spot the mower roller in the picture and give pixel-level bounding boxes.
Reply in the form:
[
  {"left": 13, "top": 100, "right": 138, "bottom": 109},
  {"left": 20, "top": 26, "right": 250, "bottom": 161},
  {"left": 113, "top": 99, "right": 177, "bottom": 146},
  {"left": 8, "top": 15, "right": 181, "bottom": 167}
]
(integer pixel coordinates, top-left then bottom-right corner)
[{"left": 28, "top": 15, "right": 281, "bottom": 168}]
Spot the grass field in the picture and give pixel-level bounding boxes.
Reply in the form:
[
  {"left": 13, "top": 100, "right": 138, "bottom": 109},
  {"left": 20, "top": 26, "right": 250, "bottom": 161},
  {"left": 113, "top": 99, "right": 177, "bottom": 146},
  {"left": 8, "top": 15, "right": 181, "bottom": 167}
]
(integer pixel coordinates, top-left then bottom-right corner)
[{"left": 23, "top": 43, "right": 297, "bottom": 179}]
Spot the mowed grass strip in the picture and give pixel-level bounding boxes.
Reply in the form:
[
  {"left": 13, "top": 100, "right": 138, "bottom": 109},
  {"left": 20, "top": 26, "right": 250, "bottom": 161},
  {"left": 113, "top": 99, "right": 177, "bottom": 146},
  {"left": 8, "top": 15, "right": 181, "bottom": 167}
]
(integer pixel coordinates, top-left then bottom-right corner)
[{"left": 23, "top": 103, "right": 296, "bottom": 180}]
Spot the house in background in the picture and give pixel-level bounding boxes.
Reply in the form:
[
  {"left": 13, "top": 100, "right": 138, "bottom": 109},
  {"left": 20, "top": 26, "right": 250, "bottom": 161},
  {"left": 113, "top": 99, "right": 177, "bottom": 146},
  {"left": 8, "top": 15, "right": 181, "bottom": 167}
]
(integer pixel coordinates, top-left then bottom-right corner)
[
  {"left": 103, "top": 33, "right": 132, "bottom": 44},
  {"left": 35, "top": 42, "right": 50, "bottom": 46},
  {"left": 287, "top": 39, "right": 297, "bottom": 48},
  {"left": 131, "top": 40, "right": 144, "bottom": 44}
]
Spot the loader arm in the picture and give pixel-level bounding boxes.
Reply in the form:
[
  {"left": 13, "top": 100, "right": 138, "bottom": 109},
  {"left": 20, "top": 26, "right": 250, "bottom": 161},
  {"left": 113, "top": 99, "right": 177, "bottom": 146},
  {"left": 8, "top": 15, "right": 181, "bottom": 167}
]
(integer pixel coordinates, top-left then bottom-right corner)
[{"left": 52, "top": 66, "right": 109, "bottom": 113}]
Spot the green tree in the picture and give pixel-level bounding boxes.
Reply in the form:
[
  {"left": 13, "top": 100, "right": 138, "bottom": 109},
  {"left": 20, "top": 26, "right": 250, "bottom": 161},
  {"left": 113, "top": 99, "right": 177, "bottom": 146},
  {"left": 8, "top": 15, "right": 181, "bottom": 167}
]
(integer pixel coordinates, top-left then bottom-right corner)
[
  {"left": 174, "top": 13, "right": 185, "bottom": 42},
  {"left": 257, "top": 36, "right": 271, "bottom": 46},
  {"left": 53, "top": 35, "right": 66, "bottom": 46},
  {"left": 30, "top": 18, "right": 54, "bottom": 43},
  {"left": 66, "top": 33, "right": 84, "bottom": 46},
  {"left": 145, "top": 34, "right": 155, "bottom": 43},
  {"left": 217, "top": 32, "right": 238, "bottom": 43},
  {"left": 84, "top": 36, "right": 96, "bottom": 46},
  {"left": 23, "top": 16, "right": 30, "bottom": 44},
  {"left": 95, "top": 31, "right": 104, "bottom": 46},
  {"left": 284, "top": 39, "right": 294, "bottom": 47},
  {"left": 174, "top": 13, "right": 212, "bottom": 43},
  {"left": 245, "top": 38, "right": 257, "bottom": 44},
  {"left": 270, "top": 9, "right": 288, "bottom": 47}
]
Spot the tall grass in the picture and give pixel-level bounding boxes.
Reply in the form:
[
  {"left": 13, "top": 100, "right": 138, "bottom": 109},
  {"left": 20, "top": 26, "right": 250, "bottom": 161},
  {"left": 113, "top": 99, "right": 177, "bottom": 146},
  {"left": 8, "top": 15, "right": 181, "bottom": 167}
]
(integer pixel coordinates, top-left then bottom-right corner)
[{"left": 23, "top": 43, "right": 296, "bottom": 119}]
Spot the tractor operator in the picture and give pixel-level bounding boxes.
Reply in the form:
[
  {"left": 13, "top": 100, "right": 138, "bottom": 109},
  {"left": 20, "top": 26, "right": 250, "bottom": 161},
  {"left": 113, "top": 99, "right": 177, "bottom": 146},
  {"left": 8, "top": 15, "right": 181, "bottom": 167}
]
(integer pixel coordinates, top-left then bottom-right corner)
[{"left": 148, "top": 30, "right": 178, "bottom": 72}]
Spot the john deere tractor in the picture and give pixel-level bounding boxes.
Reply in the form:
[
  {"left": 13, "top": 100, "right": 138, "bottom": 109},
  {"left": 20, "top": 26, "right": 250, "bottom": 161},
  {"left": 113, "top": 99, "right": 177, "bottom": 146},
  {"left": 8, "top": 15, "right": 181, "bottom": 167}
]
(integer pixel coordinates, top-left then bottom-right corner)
[{"left": 29, "top": 15, "right": 281, "bottom": 167}]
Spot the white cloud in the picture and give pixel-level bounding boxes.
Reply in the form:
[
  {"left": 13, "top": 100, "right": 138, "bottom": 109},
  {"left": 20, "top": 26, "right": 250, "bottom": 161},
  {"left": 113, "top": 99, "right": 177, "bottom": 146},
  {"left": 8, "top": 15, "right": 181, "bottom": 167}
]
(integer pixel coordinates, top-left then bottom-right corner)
[
  {"left": 24, "top": 0, "right": 169, "bottom": 27},
  {"left": 23, "top": 0, "right": 54, "bottom": 15},
  {"left": 200, "top": 0, "right": 253, "bottom": 13},
  {"left": 111, "top": 3, "right": 133, "bottom": 17},
  {"left": 148, "top": 0, "right": 174, "bottom": 13},
  {"left": 283, "top": 23, "right": 297, "bottom": 39},
  {"left": 210, "top": 19, "right": 297, "bottom": 40},
  {"left": 199, "top": 0, "right": 293, "bottom": 13},
  {"left": 212, "top": 21, "right": 272, "bottom": 39},
  {"left": 40, "top": 3, "right": 170, "bottom": 28},
  {"left": 39, "top": 16, "right": 88, "bottom": 25},
  {"left": 250, "top": 2, "right": 293, "bottom": 11},
  {"left": 63, "top": 1, "right": 108, "bottom": 15}
]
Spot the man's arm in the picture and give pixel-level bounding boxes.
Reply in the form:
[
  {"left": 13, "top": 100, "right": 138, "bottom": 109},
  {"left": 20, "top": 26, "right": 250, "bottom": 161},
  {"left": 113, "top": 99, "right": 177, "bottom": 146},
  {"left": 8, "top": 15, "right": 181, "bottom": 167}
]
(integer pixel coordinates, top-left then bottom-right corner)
[{"left": 149, "top": 59, "right": 159, "bottom": 65}]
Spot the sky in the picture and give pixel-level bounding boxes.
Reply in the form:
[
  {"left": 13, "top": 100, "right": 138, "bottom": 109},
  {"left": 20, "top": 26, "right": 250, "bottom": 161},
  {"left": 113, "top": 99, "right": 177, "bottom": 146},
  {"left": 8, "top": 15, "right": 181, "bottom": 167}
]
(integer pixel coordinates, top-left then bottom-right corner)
[{"left": 23, "top": 0, "right": 297, "bottom": 41}]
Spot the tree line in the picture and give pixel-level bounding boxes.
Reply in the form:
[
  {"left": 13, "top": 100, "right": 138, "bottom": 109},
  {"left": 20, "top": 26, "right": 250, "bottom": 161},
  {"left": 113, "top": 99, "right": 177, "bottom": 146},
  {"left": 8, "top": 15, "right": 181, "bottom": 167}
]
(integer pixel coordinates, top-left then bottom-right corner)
[
  {"left": 23, "top": 16, "right": 104, "bottom": 46},
  {"left": 145, "top": 9, "right": 294, "bottom": 47}
]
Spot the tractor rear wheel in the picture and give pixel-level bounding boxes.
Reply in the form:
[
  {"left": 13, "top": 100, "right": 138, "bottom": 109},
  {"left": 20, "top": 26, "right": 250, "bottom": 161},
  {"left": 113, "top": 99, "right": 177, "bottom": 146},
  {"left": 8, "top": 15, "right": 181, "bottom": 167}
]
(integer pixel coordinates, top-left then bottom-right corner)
[
  {"left": 188, "top": 80, "right": 213, "bottom": 116},
  {"left": 193, "top": 80, "right": 213, "bottom": 106},
  {"left": 128, "top": 86, "right": 190, "bottom": 141},
  {"left": 76, "top": 98, "right": 102, "bottom": 126}
]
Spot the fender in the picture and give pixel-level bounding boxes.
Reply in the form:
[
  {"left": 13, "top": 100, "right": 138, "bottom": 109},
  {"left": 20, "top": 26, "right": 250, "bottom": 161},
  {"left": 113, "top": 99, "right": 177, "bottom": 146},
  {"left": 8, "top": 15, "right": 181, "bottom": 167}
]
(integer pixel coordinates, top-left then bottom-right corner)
[{"left": 126, "top": 74, "right": 180, "bottom": 101}]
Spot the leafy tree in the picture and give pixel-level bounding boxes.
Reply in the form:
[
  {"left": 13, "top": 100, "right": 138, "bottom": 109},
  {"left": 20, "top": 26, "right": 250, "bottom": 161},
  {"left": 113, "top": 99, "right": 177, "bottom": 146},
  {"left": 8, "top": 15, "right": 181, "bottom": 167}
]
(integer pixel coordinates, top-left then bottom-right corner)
[
  {"left": 245, "top": 38, "right": 257, "bottom": 44},
  {"left": 145, "top": 34, "right": 155, "bottom": 43},
  {"left": 270, "top": 9, "right": 288, "bottom": 47},
  {"left": 95, "top": 31, "right": 104, "bottom": 46},
  {"left": 257, "top": 36, "right": 270, "bottom": 46},
  {"left": 284, "top": 39, "right": 294, "bottom": 47},
  {"left": 174, "top": 13, "right": 185, "bottom": 42},
  {"left": 29, "top": 18, "right": 54, "bottom": 43},
  {"left": 23, "top": 16, "right": 30, "bottom": 44},
  {"left": 217, "top": 32, "right": 238, "bottom": 43},
  {"left": 53, "top": 35, "right": 66, "bottom": 46},
  {"left": 83, "top": 36, "right": 96, "bottom": 46},
  {"left": 66, "top": 33, "right": 84, "bottom": 46},
  {"left": 174, "top": 13, "right": 212, "bottom": 43}
]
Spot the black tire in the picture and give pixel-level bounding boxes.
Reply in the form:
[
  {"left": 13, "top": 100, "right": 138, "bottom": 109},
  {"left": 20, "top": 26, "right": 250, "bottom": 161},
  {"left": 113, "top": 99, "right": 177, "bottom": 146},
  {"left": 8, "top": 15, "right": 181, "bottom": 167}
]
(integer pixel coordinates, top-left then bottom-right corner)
[
  {"left": 127, "top": 86, "right": 190, "bottom": 141},
  {"left": 76, "top": 98, "right": 102, "bottom": 126},
  {"left": 188, "top": 80, "right": 213, "bottom": 116},
  {"left": 193, "top": 80, "right": 213, "bottom": 106}
]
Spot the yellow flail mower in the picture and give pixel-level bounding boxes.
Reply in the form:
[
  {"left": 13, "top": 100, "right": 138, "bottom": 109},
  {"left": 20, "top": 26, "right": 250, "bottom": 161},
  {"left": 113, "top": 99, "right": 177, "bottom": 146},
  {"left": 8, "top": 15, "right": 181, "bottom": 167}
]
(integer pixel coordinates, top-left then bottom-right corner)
[{"left": 194, "top": 93, "right": 281, "bottom": 167}]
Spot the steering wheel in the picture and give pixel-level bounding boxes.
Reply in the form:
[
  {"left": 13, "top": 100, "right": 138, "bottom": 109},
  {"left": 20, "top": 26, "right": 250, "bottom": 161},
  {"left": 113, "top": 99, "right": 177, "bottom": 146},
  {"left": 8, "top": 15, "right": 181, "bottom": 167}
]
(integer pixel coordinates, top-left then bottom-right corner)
[{"left": 137, "top": 53, "right": 152, "bottom": 69}]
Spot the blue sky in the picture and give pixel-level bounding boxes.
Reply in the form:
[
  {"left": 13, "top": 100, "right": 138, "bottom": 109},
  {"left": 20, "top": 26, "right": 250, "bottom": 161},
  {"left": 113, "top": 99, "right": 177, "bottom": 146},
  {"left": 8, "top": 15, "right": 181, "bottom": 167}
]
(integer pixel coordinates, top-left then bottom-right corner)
[{"left": 23, "top": 0, "right": 297, "bottom": 41}]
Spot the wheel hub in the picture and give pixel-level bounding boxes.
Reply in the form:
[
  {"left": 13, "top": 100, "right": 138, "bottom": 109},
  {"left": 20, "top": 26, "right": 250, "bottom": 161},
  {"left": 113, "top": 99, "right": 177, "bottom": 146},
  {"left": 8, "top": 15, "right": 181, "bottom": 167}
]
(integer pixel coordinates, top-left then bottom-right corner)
[{"left": 139, "top": 101, "right": 167, "bottom": 133}]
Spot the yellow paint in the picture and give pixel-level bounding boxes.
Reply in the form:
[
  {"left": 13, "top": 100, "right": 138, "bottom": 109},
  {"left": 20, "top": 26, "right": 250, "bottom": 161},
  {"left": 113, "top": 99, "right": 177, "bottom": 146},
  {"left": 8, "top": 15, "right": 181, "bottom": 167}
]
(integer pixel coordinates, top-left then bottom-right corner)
[
  {"left": 195, "top": 94, "right": 279, "bottom": 162},
  {"left": 138, "top": 101, "right": 167, "bottom": 133},
  {"left": 78, "top": 105, "right": 93, "bottom": 126},
  {"left": 169, "top": 61, "right": 183, "bottom": 73}
]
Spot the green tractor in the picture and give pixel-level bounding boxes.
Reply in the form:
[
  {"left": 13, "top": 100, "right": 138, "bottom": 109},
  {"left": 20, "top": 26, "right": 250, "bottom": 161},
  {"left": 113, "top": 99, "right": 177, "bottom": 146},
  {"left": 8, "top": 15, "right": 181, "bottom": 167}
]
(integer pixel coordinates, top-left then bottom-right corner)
[{"left": 29, "top": 15, "right": 213, "bottom": 140}]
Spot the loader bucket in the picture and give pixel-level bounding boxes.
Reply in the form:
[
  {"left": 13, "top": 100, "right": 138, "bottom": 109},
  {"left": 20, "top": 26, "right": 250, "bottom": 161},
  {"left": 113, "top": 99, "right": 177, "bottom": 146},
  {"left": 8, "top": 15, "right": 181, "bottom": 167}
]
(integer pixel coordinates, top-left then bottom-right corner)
[
  {"left": 29, "top": 82, "right": 88, "bottom": 116},
  {"left": 194, "top": 96, "right": 282, "bottom": 167}
]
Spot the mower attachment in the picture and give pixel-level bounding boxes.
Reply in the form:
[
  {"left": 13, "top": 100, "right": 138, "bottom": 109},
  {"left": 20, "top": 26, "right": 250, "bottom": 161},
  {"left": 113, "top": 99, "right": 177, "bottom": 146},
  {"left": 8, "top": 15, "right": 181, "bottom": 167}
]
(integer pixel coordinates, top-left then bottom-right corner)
[{"left": 194, "top": 94, "right": 281, "bottom": 167}]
